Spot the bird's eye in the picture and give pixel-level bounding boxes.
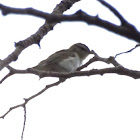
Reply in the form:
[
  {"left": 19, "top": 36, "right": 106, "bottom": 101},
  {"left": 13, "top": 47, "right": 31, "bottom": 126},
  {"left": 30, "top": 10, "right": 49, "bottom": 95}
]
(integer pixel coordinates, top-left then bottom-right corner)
[
  {"left": 81, "top": 47, "right": 86, "bottom": 50},
  {"left": 80, "top": 46, "right": 88, "bottom": 52},
  {"left": 77, "top": 43, "right": 90, "bottom": 52}
]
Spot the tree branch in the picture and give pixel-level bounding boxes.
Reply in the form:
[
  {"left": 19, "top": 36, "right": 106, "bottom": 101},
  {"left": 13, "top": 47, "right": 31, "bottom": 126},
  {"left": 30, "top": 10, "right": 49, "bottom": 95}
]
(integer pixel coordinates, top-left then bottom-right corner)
[
  {"left": 27, "top": 66, "right": 140, "bottom": 79},
  {"left": 0, "top": 1, "right": 139, "bottom": 72},
  {"left": 115, "top": 44, "right": 140, "bottom": 58},
  {"left": 0, "top": 0, "right": 81, "bottom": 71},
  {"left": 21, "top": 106, "right": 26, "bottom": 140},
  {"left": 0, "top": 79, "right": 63, "bottom": 119},
  {"left": 1, "top": 50, "right": 140, "bottom": 86},
  {"left": 1, "top": 2, "right": 140, "bottom": 44},
  {"left": 1, "top": 55, "right": 140, "bottom": 119},
  {"left": 1, "top": 46, "right": 140, "bottom": 120},
  {"left": 0, "top": 1, "right": 139, "bottom": 139},
  {"left": 97, "top": 0, "right": 128, "bottom": 25},
  {"left": 1, "top": 48, "right": 140, "bottom": 139}
]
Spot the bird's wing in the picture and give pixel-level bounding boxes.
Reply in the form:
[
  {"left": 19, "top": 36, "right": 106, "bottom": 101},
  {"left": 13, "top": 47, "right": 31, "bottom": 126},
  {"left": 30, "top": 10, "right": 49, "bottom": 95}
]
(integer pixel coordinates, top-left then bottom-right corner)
[{"left": 37, "top": 49, "right": 75, "bottom": 66}]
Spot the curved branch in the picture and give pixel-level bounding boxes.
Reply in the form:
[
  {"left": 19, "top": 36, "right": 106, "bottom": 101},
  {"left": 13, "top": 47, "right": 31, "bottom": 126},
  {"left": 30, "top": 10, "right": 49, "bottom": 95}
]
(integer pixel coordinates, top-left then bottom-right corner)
[{"left": 97, "top": 0, "right": 128, "bottom": 25}]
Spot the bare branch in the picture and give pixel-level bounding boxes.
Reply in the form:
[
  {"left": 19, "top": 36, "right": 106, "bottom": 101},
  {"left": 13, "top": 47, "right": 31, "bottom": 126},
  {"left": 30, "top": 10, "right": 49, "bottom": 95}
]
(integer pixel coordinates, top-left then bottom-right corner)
[
  {"left": 0, "top": 72, "right": 13, "bottom": 84},
  {"left": 115, "top": 44, "right": 140, "bottom": 58},
  {"left": 0, "top": 0, "right": 140, "bottom": 45},
  {"left": 0, "top": 0, "right": 81, "bottom": 71},
  {"left": 0, "top": 51, "right": 140, "bottom": 85},
  {"left": 1, "top": 1, "right": 140, "bottom": 128},
  {"left": 49, "top": 11, "right": 140, "bottom": 42},
  {"left": 0, "top": 60, "right": 17, "bottom": 84},
  {"left": 97, "top": 0, "right": 128, "bottom": 25},
  {"left": 0, "top": 79, "right": 63, "bottom": 119},
  {"left": 35, "top": 66, "right": 140, "bottom": 79},
  {"left": 21, "top": 106, "right": 26, "bottom": 140},
  {"left": 77, "top": 50, "right": 121, "bottom": 71},
  {"left": 0, "top": 103, "right": 24, "bottom": 119},
  {"left": 77, "top": 57, "right": 98, "bottom": 71},
  {"left": 1, "top": 50, "right": 140, "bottom": 119}
]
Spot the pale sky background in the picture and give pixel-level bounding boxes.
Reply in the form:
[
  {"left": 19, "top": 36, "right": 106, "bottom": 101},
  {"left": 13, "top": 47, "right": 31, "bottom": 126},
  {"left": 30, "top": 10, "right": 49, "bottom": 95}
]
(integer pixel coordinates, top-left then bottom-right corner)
[{"left": 0, "top": 0, "right": 140, "bottom": 140}]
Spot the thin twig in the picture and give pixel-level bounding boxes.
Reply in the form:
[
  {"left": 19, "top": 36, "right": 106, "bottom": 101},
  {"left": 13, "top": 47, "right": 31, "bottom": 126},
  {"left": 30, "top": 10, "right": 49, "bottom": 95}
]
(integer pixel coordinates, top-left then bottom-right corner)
[
  {"left": 0, "top": 72, "right": 13, "bottom": 84},
  {"left": 0, "top": 79, "right": 63, "bottom": 119},
  {"left": 115, "top": 44, "right": 140, "bottom": 58},
  {"left": 21, "top": 106, "right": 26, "bottom": 140},
  {"left": 0, "top": 103, "right": 24, "bottom": 119}
]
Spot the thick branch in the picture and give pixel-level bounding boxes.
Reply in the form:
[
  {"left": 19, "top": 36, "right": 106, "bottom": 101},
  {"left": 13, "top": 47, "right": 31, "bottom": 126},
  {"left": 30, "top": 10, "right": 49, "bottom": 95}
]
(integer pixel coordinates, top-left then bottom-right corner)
[
  {"left": 1, "top": 54, "right": 140, "bottom": 85},
  {"left": 26, "top": 66, "right": 140, "bottom": 79},
  {"left": 1, "top": 60, "right": 140, "bottom": 119},
  {"left": 97, "top": 0, "right": 128, "bottom": 25},
  {"left": 0, "top": 4, "right": 140, "bottom": 43},
  {"left": 0, "top": 1, "right": 139, "bottom": 72},
  {"left": 1, "top": 52, "right": 140, "bottom": 119},
  {"left": 0, "top": 0, "right": 81, "bottom": 71}
]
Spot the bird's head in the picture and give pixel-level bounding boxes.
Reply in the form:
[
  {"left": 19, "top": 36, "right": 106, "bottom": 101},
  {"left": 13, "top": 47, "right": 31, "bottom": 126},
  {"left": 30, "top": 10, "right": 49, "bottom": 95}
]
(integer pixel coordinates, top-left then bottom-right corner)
[{"left": 69, "top": 43, "right": 93, "bottom": 61}]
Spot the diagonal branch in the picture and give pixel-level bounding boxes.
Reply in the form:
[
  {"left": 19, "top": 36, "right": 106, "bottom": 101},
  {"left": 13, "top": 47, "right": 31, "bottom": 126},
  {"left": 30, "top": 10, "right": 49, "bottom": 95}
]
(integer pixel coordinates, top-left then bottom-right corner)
[
  {"left": 0, "top": 0, "right": 81, "bottom": 71},
  {"left": 77, "top": 50, "right": 121, "bottom": 71},
  {"left": 115, "top": 44, "right": 140, "bottom": 58},
  {"left": 0, "top": 79, "right": 64, "bottom": 119}
]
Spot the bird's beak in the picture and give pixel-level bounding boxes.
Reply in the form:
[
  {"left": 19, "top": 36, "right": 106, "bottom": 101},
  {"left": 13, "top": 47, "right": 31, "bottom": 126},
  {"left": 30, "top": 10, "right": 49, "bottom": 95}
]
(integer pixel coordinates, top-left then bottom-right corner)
[
  {"left": 89, "top": 50, "right": 95, "bottom": 54},
  {"left": 136, "top": 43, "right": 140, "bottom": 47}
]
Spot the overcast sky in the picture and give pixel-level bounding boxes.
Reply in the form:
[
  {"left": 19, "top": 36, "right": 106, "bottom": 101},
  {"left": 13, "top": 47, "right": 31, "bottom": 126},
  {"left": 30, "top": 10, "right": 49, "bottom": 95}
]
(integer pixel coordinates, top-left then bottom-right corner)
[{"left": 0, "top": 0, "right": 140, "bottom": 140}]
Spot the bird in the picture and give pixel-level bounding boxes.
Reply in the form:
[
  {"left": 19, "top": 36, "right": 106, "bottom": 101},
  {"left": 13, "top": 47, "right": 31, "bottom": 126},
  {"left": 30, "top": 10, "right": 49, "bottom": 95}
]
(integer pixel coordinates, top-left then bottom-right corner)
[{"left": 32, "top": 43, "right": 93, "bottom": 73}]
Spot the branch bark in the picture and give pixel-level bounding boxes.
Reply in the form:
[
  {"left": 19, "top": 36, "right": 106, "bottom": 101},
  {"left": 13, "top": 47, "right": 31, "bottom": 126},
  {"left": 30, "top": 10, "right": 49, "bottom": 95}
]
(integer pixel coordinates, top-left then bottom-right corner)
[
  {"left": 1, "top": 51, "right": 140, "bottom": 120},
  {"left": 0, "top": 1, "right": 140, "bottom": 139},
  {"left": 0, "top": 79, "right": 64, "bottom": 119},
  {"left": 0, "top": 0, "right": 81, "bottom": 71},
  {"left": 0, "top": 1, "right": 140, "bottom": 45},
  {"left": 1, "top": 52, "right": 140, "bottom": 86}
]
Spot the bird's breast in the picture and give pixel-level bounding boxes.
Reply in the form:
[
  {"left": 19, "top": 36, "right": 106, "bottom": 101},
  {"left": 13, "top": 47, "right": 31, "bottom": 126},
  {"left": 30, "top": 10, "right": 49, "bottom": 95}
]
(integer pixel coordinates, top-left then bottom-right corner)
[{"left": 58, "top": 53, "right": 81, "bottom": 72}]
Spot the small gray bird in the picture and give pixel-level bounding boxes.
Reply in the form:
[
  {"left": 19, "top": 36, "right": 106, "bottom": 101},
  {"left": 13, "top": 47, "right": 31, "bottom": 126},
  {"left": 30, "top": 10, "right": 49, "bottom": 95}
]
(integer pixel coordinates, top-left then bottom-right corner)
[{"left": 32, "top": 43, "right": 92, "bottom": 73}]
